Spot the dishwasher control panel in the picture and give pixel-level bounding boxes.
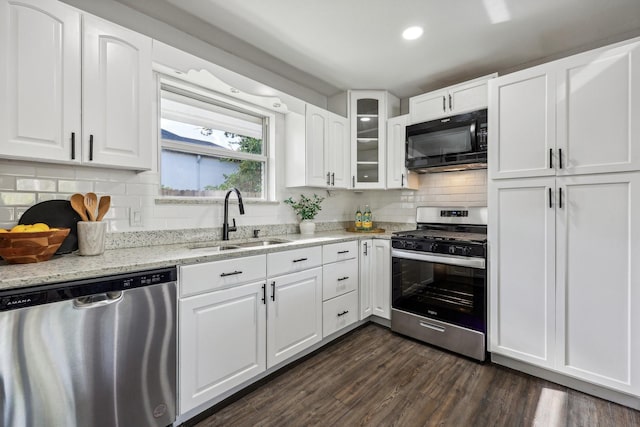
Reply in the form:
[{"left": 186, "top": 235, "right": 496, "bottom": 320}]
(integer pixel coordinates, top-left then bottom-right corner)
[{"left": 0, "top": 267, "right": 177, "bottom": 311}]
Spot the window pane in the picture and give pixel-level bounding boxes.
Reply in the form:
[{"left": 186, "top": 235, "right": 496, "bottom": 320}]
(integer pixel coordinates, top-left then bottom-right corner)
[{"left": 161, "top": 150, "right": 263, "bottom": 199}]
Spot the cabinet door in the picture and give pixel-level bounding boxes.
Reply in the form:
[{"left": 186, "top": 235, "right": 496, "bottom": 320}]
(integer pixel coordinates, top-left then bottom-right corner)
[
  {"left": 305, "top": 104, "right": 329, "bottom": 187},
  {"left": 557, "top": 40, "right": 640, "bottom": 176},
  {"left": 350, "top": 91, "right": 387, "bottom": 189},
  {"left": 267, "top": 267, "right": 322, "bottom": 368},
  {"left": 327, "top": 112, "right": 349, "bottom": 188},
  {"left": 386, "top": 114, "right": 418, "bottom": 190},
  {"left": 488, "top": 177, "right": 556, "bottom": 368},
  {"left": 449, "top": 78, "right": 491, "bottom": 115},
  {"left": 371, "top": 239, "right": 391, "bottom": 319},
  {"left": 0, "top": 0, "right": 81, "bottom": 163},
  {"left": 82, "top": 15, "right": 152, "bottom": 170},
  {"left": 359, "top": 239, "right": 372, "bottom": 319},
  {"left": 555, "top": 173, "right": 640, "bottom": 394},
  {"left": 179, "top": 281, "right": 266, "bottom": 413},
  {"left": 488, "top": 65, "right": 557, "bottom": 180},
  {"left": 408, "top": 89, "right": 448, "bottom": 124}
]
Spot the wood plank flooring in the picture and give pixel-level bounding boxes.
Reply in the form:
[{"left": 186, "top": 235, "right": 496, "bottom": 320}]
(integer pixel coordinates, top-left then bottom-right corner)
[{"left": 191, "top": 324, "right": 640, "bottom": 427}]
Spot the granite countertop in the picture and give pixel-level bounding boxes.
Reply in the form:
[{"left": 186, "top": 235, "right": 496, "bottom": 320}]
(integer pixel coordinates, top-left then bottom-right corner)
[{"left": 0, "top": 230, "right": 393, "bottom": 291}]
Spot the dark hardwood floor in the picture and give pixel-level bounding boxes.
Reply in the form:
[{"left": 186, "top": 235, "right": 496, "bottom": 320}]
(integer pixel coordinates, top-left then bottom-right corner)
[{"left": 193, "top": 324, "right": 640, "bottom": 427}]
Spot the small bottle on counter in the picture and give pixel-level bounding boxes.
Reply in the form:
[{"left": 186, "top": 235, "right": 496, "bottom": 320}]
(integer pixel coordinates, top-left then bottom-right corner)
[
  {"left": 363, "top": 205, "right": 372, "bottom": 230},
  {"left": 355, "top": 206, "right": 363, "bottom": 230}
]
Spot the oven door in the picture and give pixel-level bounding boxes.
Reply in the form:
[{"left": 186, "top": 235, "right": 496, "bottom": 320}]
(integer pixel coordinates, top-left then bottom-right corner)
[{"left": 391, "top": 249, "right": 486, "bottom": 333}]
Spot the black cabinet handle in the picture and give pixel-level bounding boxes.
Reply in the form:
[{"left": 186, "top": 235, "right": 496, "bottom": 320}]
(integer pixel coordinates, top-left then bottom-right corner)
[
  {"left": 220, "top": 270, "right": 242, "bottom": 277},
  {"left": 326, "top": 172, "right": 330, "bottom": 185},
  {"left": 401, "top": 174, "right": 404, "bottom": 187},
  {"left": 548, "top": 188, "right": 552, "bottom": 208},
  {"left": 448, "top": 94, "right": 452, "bottom": 110},
  {"left": 549, "top": 148, "right": 553, "bottom": 169},
  {"left": 442, "top": 96, "right": 446, "bottom": 112},
  {"left": 293, "top": 257, "right": 308, "bottom": 263},
  {"left": 337, "top": 310, "right": 349, "bottom": 317},
  {"left": 271, "top": 281, "right": 275, "bottom": 301},
  {"left": 352, "top": 176, "right": 355, "bottom": 187},
  {"left": 331, "top": 172, "right": 335, "bottom": 186},
  {"left": 337, "top": 276, "right": 349, "bottom": 282},
  {"left": 559, "top": 148, "right": 563, "bottom": 169},
  {"left": 363, "top": 242, "right": 368, "bottom": 256},
  {"left": 559, "top": 187, "right": 563, "bottom": 209},
  {"left": 261, "top": 283, "right": 266, "bottom": 304},
  {"left": 337, "top": 250, "right": 350, "bottom": 254},
  {"left": 89, "top": 134, "right": 94, "bottom": 161},
  {"left": 71, "top": 132, "right": 76, "bottom": 160}
]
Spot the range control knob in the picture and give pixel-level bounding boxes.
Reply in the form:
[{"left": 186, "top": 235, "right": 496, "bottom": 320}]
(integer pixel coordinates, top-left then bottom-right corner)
[
  {"left": 429, "top": 243, "right": 438, "bottom": 252},
  {"left": 462, "top": 247, "right": 472, "bottom": 256},
  {"left": 405, "top": 240, "right": 416, "bottom": 249},
  {"left": 448, "top": 246, "right": 457, "bottom": 255}
]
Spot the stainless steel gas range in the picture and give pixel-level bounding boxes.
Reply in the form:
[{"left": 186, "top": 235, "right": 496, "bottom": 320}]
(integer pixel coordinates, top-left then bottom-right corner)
[{"left": 391, "top": 206, "right": 487, "bottom": 361}]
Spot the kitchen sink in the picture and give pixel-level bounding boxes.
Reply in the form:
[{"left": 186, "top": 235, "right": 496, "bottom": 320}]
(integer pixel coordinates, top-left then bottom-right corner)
[
  {"left": 188, "top": 243, "right": 241, "bottom": 251},
  {"left": 233, "top": 239, "right": 290, "bottom": 248},
  {"left": 188, "top": 239, "right": 290, "bottom": 251}
]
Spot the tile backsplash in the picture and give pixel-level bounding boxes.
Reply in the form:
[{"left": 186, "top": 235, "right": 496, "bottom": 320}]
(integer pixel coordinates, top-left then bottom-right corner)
[{"left": 0, "top": 156, "right": 487, "bottom": 232}]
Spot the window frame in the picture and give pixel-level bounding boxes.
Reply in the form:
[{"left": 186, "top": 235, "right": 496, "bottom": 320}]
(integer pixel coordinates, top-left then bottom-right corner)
[{"left": 157, "top": 75, "right": 276, "bottom": 201}]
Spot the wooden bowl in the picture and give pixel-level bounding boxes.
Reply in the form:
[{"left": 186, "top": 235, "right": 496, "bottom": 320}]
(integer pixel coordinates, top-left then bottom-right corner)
[{"left": 0, "top": 228, "right": 71, "bottom": 264}]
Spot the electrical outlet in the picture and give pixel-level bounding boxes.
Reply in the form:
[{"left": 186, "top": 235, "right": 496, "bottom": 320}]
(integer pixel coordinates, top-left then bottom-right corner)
[{"left": 130, "top": 209, "right": 143, "bottom": 227}]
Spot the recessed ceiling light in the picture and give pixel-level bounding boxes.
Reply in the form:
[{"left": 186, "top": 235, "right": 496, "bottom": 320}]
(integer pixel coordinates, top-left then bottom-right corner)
[{"left": 402, "top": 26, "right": 423, "bottom": 40}]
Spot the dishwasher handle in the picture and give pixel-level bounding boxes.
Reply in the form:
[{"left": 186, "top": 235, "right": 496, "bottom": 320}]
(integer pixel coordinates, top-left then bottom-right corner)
[{"left": 73, "top": 291, "right": 123, "bottom": 308}]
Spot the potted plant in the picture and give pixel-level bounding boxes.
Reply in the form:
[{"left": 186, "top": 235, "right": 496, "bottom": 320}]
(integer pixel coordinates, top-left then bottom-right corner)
[{"left": 284, "top": 194, "right": 324, "bottom": 234}]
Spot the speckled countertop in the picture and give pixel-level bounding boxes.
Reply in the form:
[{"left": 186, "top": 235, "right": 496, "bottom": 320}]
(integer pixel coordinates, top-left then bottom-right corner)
[{"left": 0, "top": 230, "right": 394, "bottom": 291}]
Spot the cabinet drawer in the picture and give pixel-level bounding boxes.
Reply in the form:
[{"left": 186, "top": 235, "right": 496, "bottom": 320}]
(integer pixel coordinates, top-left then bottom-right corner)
[
  {"left": 322, "top": 258, "right": 358, "bottom": 301},
  {"left": 322, "top": 241, "right": 357, "bottom": 264},
  {"left": 267, "top": 246, "right": 322, "bottom": 277},
  {"left": 179, "top": 255, "right": 266, "bottom": 297},
  {"left": 323, "top": 290, "right": 358, "bottom": 338}
]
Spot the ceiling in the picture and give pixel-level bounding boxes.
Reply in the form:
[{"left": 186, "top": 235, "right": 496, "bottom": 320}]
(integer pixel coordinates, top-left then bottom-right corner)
[{"left": 116, "top": 0, "right": 640, "bottom": 99}]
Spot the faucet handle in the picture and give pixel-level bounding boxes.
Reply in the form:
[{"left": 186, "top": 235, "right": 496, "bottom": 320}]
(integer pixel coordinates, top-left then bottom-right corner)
[
  {"left": 253, "top": 229, "right": 260, "bottom": 238},
  {"left": 231, "top": 218, "right": 237, "bottom": 231}
]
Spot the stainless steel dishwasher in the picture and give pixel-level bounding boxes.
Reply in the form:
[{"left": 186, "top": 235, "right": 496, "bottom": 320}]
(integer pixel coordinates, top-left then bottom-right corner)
[{"left": 0, "top": 267, "right": 177, "bottom": 427}]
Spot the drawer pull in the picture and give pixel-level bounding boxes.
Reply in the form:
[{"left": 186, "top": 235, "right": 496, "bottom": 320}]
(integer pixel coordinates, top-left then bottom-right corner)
[
  {"left": 293, "top": 257, "right": 308, "bottom": 263},
  {"left": 337, "top": 276, "right": 349, "bottom": 282},
  {"left": 220, "top": 270, "right": 243, "bottom": 277},
  {"left": 337, "top": 310, "right": 349, "bottom": 317},
  {"left": 337, "top": 250, "right": 350, "bottom": 254},
  {"left": 419, "top": 321, "right": 445, "bottom": 333}
]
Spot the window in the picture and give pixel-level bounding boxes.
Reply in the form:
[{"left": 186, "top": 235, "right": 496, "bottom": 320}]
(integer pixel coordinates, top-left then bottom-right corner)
[{"left": 160, "top": 85, "right": 268, "bottom": 199}]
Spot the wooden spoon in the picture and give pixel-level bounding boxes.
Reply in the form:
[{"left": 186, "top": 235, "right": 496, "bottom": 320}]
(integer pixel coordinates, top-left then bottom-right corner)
[
  {"left": 96, "top": 196, "right": 111, "bottom": 221},
  {"left": 70, "top": 193, "right": 89, "bottom": 222},
  {"left": 84, "top": 192, "right": 98, "bottom": 221}
]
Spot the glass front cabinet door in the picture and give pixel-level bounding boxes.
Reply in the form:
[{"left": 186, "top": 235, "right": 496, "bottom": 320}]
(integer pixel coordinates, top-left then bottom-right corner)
[{"left": 349, "top": 90, "right": 400, "bottom": 189}]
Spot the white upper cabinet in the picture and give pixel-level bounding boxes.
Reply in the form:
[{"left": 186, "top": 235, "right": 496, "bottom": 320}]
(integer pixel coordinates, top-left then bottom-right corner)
[
  {"left": 488, "top": 64, "right": 557, "bottom": 179},
  {"left": 556, "top": 40, "right": 640, "bottom": 176},
  {"left": 285, "top": 104, "right": 349, "bottom": 188},
  {"left": 490, "top": 37, "right": 640, "bottom": 180},
  {"left": 386, "top": 114, "right": 418, "bottom": 190},
  {"left": 409, "top": 74, "right": 495, "bottom": 124},
  {"left": 350, "top": 90, "right": 399, "bottom": 189},
  {"left": 0, "top": 0, "right": 152, "bottom": 170},
  {"left": 82, "top": 15, "right": 152, "bottom": 170},
  {"left": 0, "top": 0, "right": 81, "bottom": 163}
]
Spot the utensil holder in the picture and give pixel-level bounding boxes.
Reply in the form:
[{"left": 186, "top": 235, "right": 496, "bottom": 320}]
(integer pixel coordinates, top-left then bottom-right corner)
[{"left": 77, "top": 221, "right": 106, "bottom": 256}]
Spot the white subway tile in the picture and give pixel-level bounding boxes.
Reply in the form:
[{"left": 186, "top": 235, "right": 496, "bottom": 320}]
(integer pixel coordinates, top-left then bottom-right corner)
[
  {"left": 94, "top": 182, "right": 127, "bottom": 195},
  {"left": 0, "top": 176, "right": 16, "bottom": 190},
  {"left": 126, "top": 183, "right": 158, "bottom": 196},
  {"left": 36, "top": 165, "right": 75, "bottom": 179},
  {"left": 0, "top": 207, "right": 14, "bottom": 221},
  {"left": 0, "top": 192, "right": 36, "bottom": 206},
  {"left": 0, "top": 161, "right": 36, "bottom": 176},
  {"left": 37, "top": 193, "right": 71, "bottom": 202},
  {"left": 16, "top": 178, "right": 56, "bottom": 192},
  {"left": 58, "top": 180, "right": 94, "bottom": 193}
]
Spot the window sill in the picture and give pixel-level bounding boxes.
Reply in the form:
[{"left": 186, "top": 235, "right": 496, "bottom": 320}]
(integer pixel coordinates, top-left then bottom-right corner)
[{"left": 155, "top": 197, "right": 280, "bottom": 206}]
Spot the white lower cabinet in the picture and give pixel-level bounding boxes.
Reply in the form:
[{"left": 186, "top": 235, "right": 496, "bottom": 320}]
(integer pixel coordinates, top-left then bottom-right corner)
[
  {"left": 489, "top": 172, "right": 640, "bottom": 396},
  {"left": 266, "top": 267, "right": 323, "bottom": 368},
  {"left": 178, "top": 255, "right": 267, "bottom": 414},
  {"left": 322, "top": 241, "right": 359, "bottom": 337},
  {"left": 360, "top": 239, "right": 391, "bottom": 320}
]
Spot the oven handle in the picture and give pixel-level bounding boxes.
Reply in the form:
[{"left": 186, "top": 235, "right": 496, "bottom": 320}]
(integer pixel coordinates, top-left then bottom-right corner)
[{"left": 391, "top": 249, "right": 486, "bottom": 269}]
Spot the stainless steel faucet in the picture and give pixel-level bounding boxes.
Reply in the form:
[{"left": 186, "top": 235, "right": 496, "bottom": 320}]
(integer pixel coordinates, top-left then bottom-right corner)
[{"left": 222, "top": 188, "right": 245, "bottom": 240}]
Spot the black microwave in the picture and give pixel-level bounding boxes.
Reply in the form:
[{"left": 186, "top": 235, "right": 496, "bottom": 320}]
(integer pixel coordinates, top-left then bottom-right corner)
[{"left": 405, "top": 109, "right": 487, "bottom": 172}]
